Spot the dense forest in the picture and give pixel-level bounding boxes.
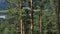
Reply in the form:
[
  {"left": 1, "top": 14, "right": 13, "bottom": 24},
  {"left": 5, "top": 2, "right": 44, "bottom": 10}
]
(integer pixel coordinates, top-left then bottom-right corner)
[{"left": 0, "top": 0, "right": 59, "bottom": 34}]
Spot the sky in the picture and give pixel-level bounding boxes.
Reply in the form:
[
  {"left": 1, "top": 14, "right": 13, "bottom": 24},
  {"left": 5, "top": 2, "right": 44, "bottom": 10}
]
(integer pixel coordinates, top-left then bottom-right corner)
[
  {"left": 0, "top": 15, "right": 5, "bottom": 19},
  {"left": 0, "top": 0, "right": 9, "bottom": 19},
  {"left": 0, "top": 0, "right": 9, "bottom": 10},
  {"left": 0, "top": 0, "right": 4, "bottom": 4}
]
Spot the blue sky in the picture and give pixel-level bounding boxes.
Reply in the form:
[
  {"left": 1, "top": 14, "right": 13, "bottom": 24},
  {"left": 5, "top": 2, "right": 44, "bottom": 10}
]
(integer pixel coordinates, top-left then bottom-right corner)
[
  {"left": 0, "top": 0, "right": 9, "bottom": 19},
  {"left": 0, "top": 0, "right": 9, "bottom": 10},
  {"left": 0, "top": 0, "right": 4, "bottom": 4}
]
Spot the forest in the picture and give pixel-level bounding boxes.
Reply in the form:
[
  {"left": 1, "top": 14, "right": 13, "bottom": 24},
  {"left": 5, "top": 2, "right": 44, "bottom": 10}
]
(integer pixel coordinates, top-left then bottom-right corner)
[{"left": 0, "top": 0, "right": 59, "bottom": 34}]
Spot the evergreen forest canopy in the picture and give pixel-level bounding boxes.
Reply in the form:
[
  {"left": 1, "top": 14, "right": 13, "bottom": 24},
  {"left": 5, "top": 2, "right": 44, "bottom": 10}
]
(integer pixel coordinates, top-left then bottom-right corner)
[{"left": 0, "top": 0, "right": 58, "bottom": 34}]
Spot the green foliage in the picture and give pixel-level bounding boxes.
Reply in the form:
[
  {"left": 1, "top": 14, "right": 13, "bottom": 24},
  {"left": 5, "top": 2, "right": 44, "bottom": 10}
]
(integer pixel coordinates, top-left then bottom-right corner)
[{"left": 0, "top": 0, "right": 57, "bottom": 34}]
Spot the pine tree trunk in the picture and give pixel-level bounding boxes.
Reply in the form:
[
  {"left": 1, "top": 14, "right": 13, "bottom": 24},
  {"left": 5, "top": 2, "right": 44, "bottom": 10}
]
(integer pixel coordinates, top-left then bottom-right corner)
[
  {"left": 40, "top": 0, "right": 42, "bottom": 34},
  {"left": 20, "top": 1, "right": 25, "bottom": 34},
  {"left": 30, "top": 0, "right": 34, "bottom": 34},
  {"left": 23, "top": 21, "right": 25, "bottom": 34},
  {"left": 57, "top": 0, "right": 60, "bottom": 34},
  {"left": 20, "top": 19, "right": 23, "bottom": 34}
]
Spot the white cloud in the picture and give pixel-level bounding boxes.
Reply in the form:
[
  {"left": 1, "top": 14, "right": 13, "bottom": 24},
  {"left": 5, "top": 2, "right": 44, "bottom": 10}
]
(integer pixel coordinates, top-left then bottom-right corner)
[{"left": 0, "top": 15, "right": 6, "bottom": 19}]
